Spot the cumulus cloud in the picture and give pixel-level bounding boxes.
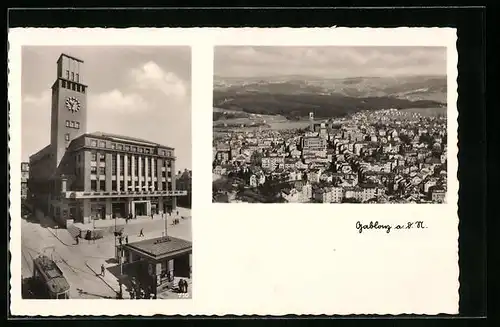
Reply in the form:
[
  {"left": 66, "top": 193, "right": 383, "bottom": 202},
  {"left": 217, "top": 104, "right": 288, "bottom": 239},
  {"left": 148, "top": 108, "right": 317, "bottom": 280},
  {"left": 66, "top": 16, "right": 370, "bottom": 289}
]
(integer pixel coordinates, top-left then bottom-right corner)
[
  {"left": 130, "top": 61, "right": 187, "bottom": 97},
  {"left": 88, "top": 89, "right": 149, "bottom": 113},
  {"left": 22, "top": 90, "right": 51, "bottom": 105}
]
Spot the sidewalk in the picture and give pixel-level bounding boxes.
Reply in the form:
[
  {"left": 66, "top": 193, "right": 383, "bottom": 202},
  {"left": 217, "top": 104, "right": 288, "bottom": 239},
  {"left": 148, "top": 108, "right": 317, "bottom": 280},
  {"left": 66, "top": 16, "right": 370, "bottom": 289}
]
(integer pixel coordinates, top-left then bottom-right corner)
[
  {"left": 85, "top": 261, "right": 130, "bottom": 299},
  {"left": 38, "top": 213, "right": 77, "bottom": 247}
]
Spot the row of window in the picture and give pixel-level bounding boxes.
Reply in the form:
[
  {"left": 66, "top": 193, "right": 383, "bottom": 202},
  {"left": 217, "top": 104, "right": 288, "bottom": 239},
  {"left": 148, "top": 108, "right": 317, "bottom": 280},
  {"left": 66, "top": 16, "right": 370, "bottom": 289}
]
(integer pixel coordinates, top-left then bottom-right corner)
[
  {"left": 89, "top": 139, "right": 172, "bottom": 156},
  {"left": 91, "top": 163, "right": 171, "bottom": 178},
  {"left": 90, "top": 179, "right": 170, "bottom": 192},
  {"left": 65, "top": 120, "right": 80, "bottom": 129},
  {"left": 61, "top": 79, "right": 86, "bottom": 93},
  {"left": 90, "top": 152, "right": 106, "bottom": 162}
]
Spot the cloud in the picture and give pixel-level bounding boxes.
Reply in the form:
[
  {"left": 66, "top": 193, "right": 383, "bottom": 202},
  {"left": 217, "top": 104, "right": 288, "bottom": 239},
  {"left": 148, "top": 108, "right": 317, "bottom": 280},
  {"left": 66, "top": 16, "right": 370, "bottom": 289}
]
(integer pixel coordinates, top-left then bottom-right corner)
[
  {"left": 22, "top": 90, "right": 51, "bottom": 105},
  {"left": 88, "top": 90, "right": 149, "bottom": 113},
  {"left": 130, "top": 61, "right": 187, "bottom": 97}
]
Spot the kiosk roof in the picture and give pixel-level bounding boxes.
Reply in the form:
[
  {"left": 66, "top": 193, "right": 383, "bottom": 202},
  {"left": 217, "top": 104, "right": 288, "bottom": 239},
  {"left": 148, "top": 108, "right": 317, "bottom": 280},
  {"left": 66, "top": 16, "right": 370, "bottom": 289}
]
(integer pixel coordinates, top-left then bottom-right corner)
[{"left": 124, "top": 236, "right": 192, "bottom": 259}]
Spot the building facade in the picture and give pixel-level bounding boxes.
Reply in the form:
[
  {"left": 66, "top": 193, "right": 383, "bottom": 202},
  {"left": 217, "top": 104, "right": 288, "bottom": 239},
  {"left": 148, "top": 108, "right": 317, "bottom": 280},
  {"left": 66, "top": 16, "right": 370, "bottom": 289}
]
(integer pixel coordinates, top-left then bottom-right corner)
[{"left": 29, "top": 53, "right": 186, "bottom": 225}]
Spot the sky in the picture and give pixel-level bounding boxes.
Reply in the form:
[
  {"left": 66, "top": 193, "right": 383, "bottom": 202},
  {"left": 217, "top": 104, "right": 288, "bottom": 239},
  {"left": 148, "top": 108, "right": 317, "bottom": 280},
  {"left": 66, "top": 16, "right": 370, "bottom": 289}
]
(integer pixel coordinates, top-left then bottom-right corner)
[
  {"left": 214, "top": 46, "right": 447, "bottom": 78},
  {"left": 21, "top": 46, "right": 192, "bottom": 172}
]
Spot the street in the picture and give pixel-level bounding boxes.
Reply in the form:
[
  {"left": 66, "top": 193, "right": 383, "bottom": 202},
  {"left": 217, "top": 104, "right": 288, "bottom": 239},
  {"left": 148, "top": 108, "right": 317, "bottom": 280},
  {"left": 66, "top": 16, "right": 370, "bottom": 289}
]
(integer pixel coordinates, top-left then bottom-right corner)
[{"left": 21, "top": 208, "right": 192, "bottom": 299}]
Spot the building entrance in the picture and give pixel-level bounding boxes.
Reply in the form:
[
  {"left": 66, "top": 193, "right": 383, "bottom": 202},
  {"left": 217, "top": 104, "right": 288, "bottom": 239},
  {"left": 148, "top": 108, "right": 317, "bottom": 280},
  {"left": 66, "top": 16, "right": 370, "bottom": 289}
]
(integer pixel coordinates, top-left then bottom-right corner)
[
  {"left": 112, "top": 202, "right": 126, "bottom": 218},
  {"left": 173, "top": 255, "right": 191, "bottom": 278},
  {"left": 91, "top": 204, "right": 106, "bottom": 220}
]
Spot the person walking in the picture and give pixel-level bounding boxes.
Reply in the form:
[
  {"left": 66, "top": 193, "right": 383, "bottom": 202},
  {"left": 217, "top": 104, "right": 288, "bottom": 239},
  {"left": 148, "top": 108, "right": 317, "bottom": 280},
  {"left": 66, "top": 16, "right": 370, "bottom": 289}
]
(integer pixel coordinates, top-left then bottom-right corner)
[
  {"left": 139, "top": 228, "right": 144, "bottom": 237},
  {"left": 151, "top": 212, "right": 154, "bottom": 220},
  {"left": 184, "top": 280, "right": 189, "bottom": 294},
  {"left": 75, "top": 235, "right": 79, "bottom": 245},
  {"left": 101, "top": 264, "right": 105, "bottom": 277},
  {"left": 125, "top": 235, "right": 129, "bottom": 244}
]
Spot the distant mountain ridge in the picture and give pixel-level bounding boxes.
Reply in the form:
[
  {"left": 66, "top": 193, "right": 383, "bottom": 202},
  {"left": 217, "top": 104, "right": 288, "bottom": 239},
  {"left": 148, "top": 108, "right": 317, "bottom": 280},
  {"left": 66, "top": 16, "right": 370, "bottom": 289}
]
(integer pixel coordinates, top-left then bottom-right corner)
[
  {"left": 213, "top": 75, "right": 446, "bottom": 119},
  {"left": 214, "top": 75, "right": 447, "bottom": 102}
]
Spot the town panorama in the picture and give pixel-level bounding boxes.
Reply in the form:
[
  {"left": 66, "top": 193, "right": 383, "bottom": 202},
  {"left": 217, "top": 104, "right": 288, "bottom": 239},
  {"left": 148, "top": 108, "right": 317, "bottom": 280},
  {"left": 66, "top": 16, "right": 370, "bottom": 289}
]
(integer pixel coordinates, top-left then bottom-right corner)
[{"left": 212, "top": 47, "right": 448, "bottom": 204}]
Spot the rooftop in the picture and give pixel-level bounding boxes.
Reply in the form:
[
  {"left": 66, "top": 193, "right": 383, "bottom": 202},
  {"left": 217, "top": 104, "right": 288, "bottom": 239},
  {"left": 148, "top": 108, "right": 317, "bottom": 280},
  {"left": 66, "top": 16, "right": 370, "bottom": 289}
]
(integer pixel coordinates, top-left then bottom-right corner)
[{"left": 124, "top": 236, "right": 192, "bottom": 259}]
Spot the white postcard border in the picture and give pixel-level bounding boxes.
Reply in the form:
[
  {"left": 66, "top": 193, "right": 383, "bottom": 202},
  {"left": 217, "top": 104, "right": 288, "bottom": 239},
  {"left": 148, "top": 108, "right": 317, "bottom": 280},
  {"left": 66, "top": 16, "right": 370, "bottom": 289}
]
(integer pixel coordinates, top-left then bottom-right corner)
[{"left": 9, "top": 27, "right": 458, "bottom": 316}]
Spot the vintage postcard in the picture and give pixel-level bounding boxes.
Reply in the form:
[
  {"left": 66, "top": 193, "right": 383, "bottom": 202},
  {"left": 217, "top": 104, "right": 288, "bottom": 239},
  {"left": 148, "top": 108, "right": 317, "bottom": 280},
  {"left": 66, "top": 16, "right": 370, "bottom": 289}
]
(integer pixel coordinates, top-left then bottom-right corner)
[{"left": 9, "top": 28, "right": 458, "bottom": 316}]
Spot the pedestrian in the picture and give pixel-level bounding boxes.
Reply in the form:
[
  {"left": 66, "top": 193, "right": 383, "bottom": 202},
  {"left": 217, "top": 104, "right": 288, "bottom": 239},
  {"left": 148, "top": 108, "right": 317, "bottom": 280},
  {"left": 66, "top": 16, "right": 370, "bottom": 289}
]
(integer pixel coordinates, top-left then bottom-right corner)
[
  {"left": 75, "top": 236, "right": 79, "bottom": 245},
  {"left": 184, "top": 281, "right": 188, "bottom": 294},
  {"left": 101, "top": 264, "right": 105, "bottom": 277},
  {"left": 119, "top": 237, "right": 122, "bottom": 245},
  {"left": 151, "top": 212, "right": 154, "bottom": 220},
  {"left": 139, "top": 228, "right": 144, "bottom": 237},
  {"left": 125, "top": 235, "right": 129, "bottom": 244}
]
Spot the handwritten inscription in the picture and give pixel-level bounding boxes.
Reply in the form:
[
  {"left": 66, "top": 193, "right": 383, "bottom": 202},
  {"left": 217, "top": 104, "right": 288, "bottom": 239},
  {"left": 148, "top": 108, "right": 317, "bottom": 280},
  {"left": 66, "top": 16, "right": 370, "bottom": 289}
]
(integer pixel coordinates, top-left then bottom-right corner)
[{"left": 356, "top": 221, "right": 427, "bottom": 234}]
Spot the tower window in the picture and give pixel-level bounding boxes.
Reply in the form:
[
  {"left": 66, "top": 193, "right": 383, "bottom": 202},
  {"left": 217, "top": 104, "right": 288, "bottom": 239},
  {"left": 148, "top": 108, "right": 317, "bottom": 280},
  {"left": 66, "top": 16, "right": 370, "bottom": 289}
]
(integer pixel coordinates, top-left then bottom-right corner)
[
  {"left": 75, "top": 122, "right": 80, "bottom": 129},
  {"left": 76, "top": 73, "right": 79, "bottom": 82},
  {"left": 71, "top": 72, "right": 75, "bottom": 81},
  {"left": 91, "top": 140, "right": 98, "bottom": 147},
  {"left": 91, "top": 152, "right": 97, "bottom": 161},
  {"left": 65, "top": 120, "right": 70, "bottom": 127},
  {"left": 99, "top": 141, "right": 106, "bottom": 148},
  {"left": 65, "top": 134, "right": 70, "bottom": 141},
  {"left": 66, "top": 70, "right": 69, "bottom": 79},
  {"left": 71, "top": 83, "right": 76, "bottom": 91},
  {"left": 62, "top": 80, "right": 66, "bottom": 88},
  {"left": 69, "top": 121, "right": 74, "bottom": 128}
]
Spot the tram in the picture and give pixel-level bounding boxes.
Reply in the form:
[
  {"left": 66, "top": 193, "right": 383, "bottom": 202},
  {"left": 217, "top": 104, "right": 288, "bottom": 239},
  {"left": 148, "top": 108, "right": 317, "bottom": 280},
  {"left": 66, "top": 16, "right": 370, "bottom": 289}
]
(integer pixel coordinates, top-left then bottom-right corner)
[{"left": 32, "top": 255, "right": 70, "bottom": 299}]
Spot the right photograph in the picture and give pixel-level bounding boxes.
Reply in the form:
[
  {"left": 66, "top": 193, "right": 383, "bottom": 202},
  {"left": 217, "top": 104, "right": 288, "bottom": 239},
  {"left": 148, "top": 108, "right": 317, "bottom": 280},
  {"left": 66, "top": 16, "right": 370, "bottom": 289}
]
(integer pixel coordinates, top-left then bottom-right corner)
[{"left": 212, "top": 46, "right": 448, "bottom": 204}]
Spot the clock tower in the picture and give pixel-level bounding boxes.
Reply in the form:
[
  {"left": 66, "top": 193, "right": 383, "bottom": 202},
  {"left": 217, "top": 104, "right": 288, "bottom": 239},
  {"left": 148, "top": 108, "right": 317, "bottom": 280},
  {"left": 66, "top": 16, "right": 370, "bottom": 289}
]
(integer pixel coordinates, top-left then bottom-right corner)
[{"left": 50, "top": 53, "right": 88, "bottom": 166}]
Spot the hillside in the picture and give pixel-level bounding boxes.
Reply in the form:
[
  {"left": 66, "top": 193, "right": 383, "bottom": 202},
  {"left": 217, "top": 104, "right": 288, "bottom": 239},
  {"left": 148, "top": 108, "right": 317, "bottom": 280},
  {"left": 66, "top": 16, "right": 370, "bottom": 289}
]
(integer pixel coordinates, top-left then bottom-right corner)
[{"left": 213, "top": 75, "right": 447, "bottom": 119}]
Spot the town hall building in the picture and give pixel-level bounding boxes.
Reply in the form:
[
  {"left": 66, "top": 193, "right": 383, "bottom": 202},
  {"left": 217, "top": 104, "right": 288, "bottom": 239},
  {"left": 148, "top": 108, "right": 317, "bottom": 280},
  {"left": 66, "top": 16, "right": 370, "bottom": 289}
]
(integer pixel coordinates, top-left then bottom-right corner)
[{"left": 28, "top": 53, "right": 187, "bottom": 225}]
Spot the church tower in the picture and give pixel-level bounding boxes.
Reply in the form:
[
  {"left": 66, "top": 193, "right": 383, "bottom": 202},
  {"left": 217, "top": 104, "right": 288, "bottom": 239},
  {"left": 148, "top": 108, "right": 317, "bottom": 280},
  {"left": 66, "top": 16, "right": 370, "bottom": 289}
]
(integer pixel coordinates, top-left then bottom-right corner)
[
  {"left": 50, "top": 54, "right": 88, "bottom": 167},
  {"left": 309, "top": 111, "right": 314, "bottom": 131}
]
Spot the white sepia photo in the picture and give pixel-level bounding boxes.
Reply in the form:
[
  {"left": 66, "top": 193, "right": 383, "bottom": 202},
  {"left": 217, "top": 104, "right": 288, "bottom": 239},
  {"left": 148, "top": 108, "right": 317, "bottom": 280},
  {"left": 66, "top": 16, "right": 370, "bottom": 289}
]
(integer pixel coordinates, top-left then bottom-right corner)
[
  {"left": 19, "top": 46, "right": 192, "bottom": 300},
  {"left": 212, "top": 46, "right": 448, "bottom": 204}
]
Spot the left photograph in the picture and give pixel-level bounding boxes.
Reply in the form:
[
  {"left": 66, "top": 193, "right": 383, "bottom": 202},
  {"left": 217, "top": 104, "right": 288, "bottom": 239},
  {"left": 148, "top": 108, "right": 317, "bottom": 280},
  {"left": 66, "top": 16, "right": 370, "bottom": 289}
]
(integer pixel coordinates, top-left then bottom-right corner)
[{"left": 20, "top": 46, "right": 192, "bottom": 300}]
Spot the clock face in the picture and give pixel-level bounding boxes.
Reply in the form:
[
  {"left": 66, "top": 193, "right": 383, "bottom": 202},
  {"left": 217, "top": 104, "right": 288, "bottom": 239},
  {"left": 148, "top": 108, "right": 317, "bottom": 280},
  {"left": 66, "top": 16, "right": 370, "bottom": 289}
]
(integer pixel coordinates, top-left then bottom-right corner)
[{"left": 65, "top": 97, "right": 81, "bottom": 112}]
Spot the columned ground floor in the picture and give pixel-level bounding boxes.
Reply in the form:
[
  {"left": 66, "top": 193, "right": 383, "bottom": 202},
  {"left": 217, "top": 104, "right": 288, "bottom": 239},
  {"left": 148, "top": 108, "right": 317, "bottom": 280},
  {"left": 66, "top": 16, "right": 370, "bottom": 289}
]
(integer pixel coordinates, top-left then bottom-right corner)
[{"left": 49, "top": 196, "right": 178, "bottom": 224}]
